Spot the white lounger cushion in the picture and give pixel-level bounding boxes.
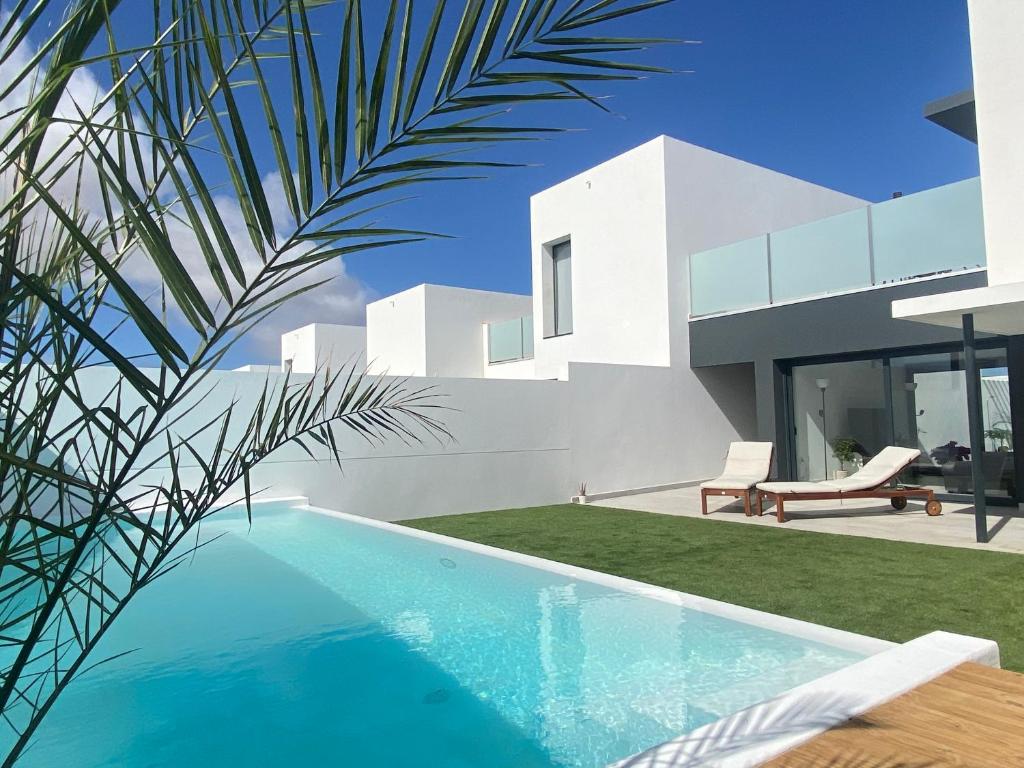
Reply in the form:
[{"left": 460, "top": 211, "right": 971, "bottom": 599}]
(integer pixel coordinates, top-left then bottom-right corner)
[
  {"left": 701, "top": 442, "right": 773, "bottom": 490},
  {"left": 757, "top": 446, "right": 921, "bottom": 495},
  {"left": 821, "top": 446, "right": 921, "bottom": 492},
  {"left": 757, "top": 481, "right": 834, "bottom": 494}
]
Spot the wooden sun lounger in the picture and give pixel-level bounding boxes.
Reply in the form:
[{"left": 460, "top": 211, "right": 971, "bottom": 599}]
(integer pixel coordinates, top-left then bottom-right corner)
[
  {"left": 755, "top": 447, "right": 943, "bottom": 523},
  {"left": 700, "top": 442, "right": 774, "bottom": 517}
]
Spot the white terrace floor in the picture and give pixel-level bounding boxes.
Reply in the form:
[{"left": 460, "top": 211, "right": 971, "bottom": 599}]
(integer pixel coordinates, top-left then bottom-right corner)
[{"left": 589, "top": 485, "right": 1024, "bottom": 554}]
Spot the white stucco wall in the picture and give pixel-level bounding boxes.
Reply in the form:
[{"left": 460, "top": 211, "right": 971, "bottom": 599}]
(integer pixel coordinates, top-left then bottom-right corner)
[
  {"left": 968, "top": 0, "right": 1024, "bottom": 285},
  {"left": 565, "top": 360, "right": 758, "bottom": 495},
  {"left": 257, "top": 374, "right": 572, "bottom": 519},
  {"left": 662, "top": 137, "right": 868, "bottom": 476},
  {"left": 484, "top": 358, "right": 538, "bottom": 380},
  {"left": 422, "top": 285, "right": 532, "bottom": 378},
  {"left": 529, "top": 138, "right": 672, "bottom": 380},
  {"left": 663, "top": 136, "right": 867, "bottom": 277},
  {"left": 58, "top": 368, "right": 571, "bottom": 521},
  {"left": 528, "top": 136, "right": 866, "bottom": 382},
  {"left": 280, "top": 323, "right": 366, "bottom": 374},
  {"left": 367, "top": 284, "right": 531, "bottom": 378},
  {"left": 366, "top": 286, "right": 427, "bottom": 376}
]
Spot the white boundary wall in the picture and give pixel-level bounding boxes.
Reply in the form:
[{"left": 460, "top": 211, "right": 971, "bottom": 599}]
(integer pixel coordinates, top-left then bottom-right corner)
[
  {"left": 60, "top": 368, "right": 570, "bottom": 521},
  {"left": 57, "top": 361, "right": 755, "bottom": 517}
]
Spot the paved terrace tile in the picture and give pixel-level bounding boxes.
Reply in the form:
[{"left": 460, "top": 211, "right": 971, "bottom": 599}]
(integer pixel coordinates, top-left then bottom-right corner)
[{"left": 589, "top": 485, "right": 1024, "bottom": 554}]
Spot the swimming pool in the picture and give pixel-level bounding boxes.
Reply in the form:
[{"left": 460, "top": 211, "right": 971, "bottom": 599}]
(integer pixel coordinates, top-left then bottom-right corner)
[{"left": 15, "top": 502, "right": 875, "bottom": 767}]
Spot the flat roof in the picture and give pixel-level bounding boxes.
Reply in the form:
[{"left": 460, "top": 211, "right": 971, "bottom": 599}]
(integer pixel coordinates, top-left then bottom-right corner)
[
  {"left": 892, "top": 281, "right": 1024, "bottom": 335},
  {"left": 923, "top": 88, "right": 977, "bottom": 143}
]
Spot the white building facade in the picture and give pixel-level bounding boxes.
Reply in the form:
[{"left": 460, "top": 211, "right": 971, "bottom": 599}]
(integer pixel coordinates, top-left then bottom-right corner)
[
  {"left": 253, "top": 0, "right": 1021, "bottom": 535},
  {"left": 269, "top": 137, "right": 869, "bottom": 516}
]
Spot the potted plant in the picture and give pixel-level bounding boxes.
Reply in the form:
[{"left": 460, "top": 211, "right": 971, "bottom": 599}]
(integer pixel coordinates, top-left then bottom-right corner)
[
  {"left": 985, "top": 422, "right": 1013, "bottom": 452},
  {"left": 573, "top": 481, "right": 588, "bottom": 504},
  {"left": 831, "top": 438, "right": 858, "bottom": 479}
]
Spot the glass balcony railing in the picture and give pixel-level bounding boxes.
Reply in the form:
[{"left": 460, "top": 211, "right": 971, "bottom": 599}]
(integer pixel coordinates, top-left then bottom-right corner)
[
  {"left": 688, "top": 177, "right": 985, "bottom": 317},
  {"left": 487, "top": 315, "right": 534, "bottom": 364}
]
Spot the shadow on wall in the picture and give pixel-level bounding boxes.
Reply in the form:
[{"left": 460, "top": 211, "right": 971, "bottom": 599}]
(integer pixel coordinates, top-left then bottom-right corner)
[{"left": 693, "top": 363, "right": 758, "bottom": 442}]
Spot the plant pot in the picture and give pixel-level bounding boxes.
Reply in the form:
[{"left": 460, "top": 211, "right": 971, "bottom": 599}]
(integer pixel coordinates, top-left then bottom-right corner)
[
  {"left": 573, "top": 495, "right": 588, "bottom": 504},
  {"left": 833, "top": 470, "right": 849, "bottom": 480}
]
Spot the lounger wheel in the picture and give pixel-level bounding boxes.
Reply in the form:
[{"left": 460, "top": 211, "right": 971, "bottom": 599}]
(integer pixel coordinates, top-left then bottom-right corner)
[
  {"left": 890, "top": 496, "right": 908, "bottom": 511},
  {"left": 926, "top": 499, "right": 942, "bottom": 516}
]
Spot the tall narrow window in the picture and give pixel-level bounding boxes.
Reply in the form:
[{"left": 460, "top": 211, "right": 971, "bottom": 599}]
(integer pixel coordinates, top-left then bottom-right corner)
[{"left": 552, "top": 240, "right": 573, "bottom": 335}]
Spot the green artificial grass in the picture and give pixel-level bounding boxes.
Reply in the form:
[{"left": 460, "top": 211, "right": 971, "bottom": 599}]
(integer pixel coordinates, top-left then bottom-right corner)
[{"left": 402, "top": 505, "right": 1024, "bottom": 672}]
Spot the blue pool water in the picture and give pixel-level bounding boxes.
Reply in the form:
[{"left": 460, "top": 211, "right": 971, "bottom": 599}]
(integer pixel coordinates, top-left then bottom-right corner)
[{"left": 16, "top": 504, "right": 865, "bottom": 767}]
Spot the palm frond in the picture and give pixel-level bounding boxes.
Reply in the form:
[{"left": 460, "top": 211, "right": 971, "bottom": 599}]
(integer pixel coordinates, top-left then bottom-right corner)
[{"left": 0, "top": 0, "right": 674, "bottom": 762}]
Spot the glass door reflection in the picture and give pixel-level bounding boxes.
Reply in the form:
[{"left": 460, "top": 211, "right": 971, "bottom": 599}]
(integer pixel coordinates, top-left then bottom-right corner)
[
  {"left": 890, "top": 350, "right": 1015, "bottom": 499},
  {"left": 791, "top": 359, "right": 888, "bottom": 481}
]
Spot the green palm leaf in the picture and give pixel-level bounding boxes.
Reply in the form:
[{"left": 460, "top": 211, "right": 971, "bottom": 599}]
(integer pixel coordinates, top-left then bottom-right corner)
[{"left": 0, "top": 2, "right": 674, "bottom": 764}]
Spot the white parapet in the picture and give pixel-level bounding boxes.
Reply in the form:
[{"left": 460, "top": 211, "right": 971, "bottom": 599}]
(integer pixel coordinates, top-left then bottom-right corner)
[{"left": 280, "top": 323, "right": 366, "bottom": 374}]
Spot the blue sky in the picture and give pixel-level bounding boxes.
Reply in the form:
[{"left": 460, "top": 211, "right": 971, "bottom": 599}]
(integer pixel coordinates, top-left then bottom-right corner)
[
  {"left": 349, "top": 0, "right": 978, "bottom": 305},
  {"left": 30, "top": 0, "right": 977, "bottom": 366}
]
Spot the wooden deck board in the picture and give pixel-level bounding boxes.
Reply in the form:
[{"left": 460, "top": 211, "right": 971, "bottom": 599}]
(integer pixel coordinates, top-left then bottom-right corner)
[{"left": 762, "top": 662, "right": 1024, "bottom": 767}]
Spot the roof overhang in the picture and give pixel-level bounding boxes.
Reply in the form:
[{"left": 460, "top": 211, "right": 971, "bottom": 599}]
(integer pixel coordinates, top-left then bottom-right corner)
[
  {"left": 892, "top": 281, "right": 1024, "bottom": 335},
  {"left": 923, "top": 89, "right": 977, "bottom": 143}
]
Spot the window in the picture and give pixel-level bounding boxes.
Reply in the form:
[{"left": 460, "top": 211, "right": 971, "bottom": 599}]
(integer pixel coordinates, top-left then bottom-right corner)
[
  {"left": 487, "top": 316, "right": 534, "bottom": 364},
  {"left": 551, "top": 240, "right": 573, "bottom": 336}
]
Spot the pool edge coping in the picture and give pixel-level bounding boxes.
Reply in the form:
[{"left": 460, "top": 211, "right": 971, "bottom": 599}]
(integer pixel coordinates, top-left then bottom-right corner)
[{"left": 291, "top": 502, "right": 999, "bottom": 768}]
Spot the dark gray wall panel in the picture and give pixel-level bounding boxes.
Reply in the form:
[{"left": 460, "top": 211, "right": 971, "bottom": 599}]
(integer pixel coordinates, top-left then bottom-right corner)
[
  {"left": 688, "top": 272, "right": 993, "bottom": 478},
  {"left": 689, "top": 272, "right": 987, "bottom": 368}
]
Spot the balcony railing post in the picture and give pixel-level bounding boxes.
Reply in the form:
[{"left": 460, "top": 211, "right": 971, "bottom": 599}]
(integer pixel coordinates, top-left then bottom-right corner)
[{"left": 866, "top": 205, "right": 876, "bottom": 286}]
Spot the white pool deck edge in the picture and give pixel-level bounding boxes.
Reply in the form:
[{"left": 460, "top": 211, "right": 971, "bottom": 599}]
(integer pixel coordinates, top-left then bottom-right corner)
[{"left": 286, "top": 501, "right": 999, "bottom": 768}]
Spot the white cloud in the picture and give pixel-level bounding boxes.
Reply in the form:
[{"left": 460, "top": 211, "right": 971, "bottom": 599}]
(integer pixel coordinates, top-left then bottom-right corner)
[{"left": 1, "top": 20, "right": 372, "bottom": 364}]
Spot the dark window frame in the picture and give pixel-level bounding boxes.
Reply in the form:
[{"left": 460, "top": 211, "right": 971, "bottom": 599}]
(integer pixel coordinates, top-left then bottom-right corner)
[{"left": 779, "top": 337, "right": 1018, "bottom": 505}]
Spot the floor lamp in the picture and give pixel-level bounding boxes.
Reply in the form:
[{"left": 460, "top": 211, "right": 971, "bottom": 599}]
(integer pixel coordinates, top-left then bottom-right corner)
[{"left": 816, "top": 378, "right": 830, "bottom": 480}]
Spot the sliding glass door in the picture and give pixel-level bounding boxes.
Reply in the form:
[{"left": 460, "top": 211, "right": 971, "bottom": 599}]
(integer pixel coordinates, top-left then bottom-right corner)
[
  {"left": 788, "top": 345, "right": 1016, "bottom": 500},
  {"left": 791, "top": 359, "right": 888, "bottom": 481},
  {"left": 889, "top": 349, "right": 1014, "bottom": 499}
]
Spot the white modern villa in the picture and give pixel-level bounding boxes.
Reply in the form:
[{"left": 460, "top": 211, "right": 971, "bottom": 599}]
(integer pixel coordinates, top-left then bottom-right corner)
[{"left": 246, "top": 2, "right": 1022, "bottom": 545}]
